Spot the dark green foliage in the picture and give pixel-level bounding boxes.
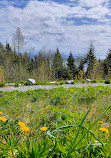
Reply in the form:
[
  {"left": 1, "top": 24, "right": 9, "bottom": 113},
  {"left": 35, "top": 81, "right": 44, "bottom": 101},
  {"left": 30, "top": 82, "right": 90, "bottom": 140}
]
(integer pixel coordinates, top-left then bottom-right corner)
[
  {"left": 67, "top": 52, "right": 76, "bottom": 76},
  {"left": 85, "top": 44, "right": 96, "bottom": 79},
  {"left": 103, "top": 50, "right": 111, "bottom": 77},
  {"left": 14, "top": 82, "right": 19, "bottom": 87},
  {"left": 91, "top": 79, "right": 98, "bottom": 83},
  {"left": 24, "top": 81, "right": 34, "bottom": 86},
  {"left": 52, "top": 48, "right": 63, "bottom": 79},
  {"left": 104, "top": 79, "right": 110, "bottom": 84},
  {"left": 60, "top": 67, "right": 73, "bottom": 80},
  {"left": 78, "top": 58, "right": 85, "bottom": 71},
  {"left": 0, "top": 82, "right": 5, "bottom": 87}
]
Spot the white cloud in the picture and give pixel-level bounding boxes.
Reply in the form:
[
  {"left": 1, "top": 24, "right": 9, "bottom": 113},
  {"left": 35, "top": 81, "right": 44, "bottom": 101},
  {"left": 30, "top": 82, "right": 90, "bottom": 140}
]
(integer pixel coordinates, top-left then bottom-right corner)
[
  {"left": 0, "top": 0, "right": 111, "bottom": 58},
  {"left": 79, "top": 0, "right": 109, "bottom": 8}
]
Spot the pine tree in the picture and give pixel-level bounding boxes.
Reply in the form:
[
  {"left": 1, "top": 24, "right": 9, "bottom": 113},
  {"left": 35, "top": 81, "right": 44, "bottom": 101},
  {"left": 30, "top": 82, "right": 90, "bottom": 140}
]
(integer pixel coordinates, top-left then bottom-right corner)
[
  {"left": 67, "top": 52, "right": 76, "bottom": 77},
  {"left": 103, "top": 50, "right": 111, "bottom": 78},
  {"left": 52, "top": 48, "right": 63, "bottom": 79},
  {"left": 85, "top": 44, "right": 96, "bottom": 79}
]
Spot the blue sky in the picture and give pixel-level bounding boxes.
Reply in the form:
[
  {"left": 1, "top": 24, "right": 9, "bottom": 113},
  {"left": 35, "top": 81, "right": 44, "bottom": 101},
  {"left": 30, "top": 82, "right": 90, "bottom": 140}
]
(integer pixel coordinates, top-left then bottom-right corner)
[{"left": 0, "top": 0, "right": 111, "bottom": 59}]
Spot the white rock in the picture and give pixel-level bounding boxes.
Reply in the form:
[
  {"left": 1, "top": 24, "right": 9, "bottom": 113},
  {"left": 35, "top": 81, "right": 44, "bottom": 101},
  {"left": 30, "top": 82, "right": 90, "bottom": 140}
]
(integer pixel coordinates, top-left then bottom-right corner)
[
  {"left": 65, "top": 80, "right": 74, "bottom": 84},
  {"left": 86, "top": 79, "right": 91, "bottom": 82},
  {"left": 28, "top": 79, "right": 36, "bottom": 84},
  {"left": 49, "top": 81, "right": 57, "bottom": 84},
  {"left": 5, "top": 83, "right": 15, "bottom": 86}
]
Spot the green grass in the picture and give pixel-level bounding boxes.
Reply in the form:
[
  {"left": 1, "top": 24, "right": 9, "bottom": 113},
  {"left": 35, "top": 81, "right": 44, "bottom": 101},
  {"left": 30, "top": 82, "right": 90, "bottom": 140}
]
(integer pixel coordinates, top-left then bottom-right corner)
[{"left": 0, "top": 86, "right": 111, "bottom": 157}]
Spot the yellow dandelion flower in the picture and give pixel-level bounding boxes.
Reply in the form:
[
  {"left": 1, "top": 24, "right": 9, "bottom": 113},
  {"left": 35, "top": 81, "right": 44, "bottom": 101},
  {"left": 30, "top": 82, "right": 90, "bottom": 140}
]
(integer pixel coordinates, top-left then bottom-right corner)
[
  {"left": 99, "top": 127, "right": 109, "bottom": 133},
  {"left": 40, "top": 126, "right": 48, "bottom": 131},
  {"left": 21, "top": 126, "right": 29, "bottom": 132},
  {"left": 99, "top": 121, "right": 103, "bottom": 124},
  {"left": 38, "top": 105, "right": 41, "bottom": 107},
  {"left": 70, "top": 89, "right": 75, "bottom": 93},
  {"left": 18, "top": 122, "right": 25, "bottom": 127},
  {"left": 0, "top": 117, "right": 6, "bottom": 122},
  {"left": 0, "top": 111, "right": 3, "bottom": 115},
  {"left": 46, "top": 105, "right": 51, "bottom": 108}
]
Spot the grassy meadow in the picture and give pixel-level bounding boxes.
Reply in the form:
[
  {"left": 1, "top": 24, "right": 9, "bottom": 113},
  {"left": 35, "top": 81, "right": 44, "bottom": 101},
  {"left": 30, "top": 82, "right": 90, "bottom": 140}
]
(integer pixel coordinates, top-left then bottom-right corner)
[{"left": 0, "top": 86, "right": 111, "bottom": 157}]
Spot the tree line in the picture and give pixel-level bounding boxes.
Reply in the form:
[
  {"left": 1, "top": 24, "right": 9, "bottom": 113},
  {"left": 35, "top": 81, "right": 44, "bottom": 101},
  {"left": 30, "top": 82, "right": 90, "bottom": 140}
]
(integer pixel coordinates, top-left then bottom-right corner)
[
  {"left": 0, "top": 27, "right": 111, "bottom": 82},
  {"left": 0, "top": 42, "right": 111, "bottom": 82}
]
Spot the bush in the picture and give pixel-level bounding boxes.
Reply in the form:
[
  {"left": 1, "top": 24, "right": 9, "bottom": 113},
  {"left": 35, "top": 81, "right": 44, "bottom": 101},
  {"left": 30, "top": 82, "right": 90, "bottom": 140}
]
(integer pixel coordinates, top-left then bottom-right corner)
[
  {"left": 24, "top": 81, "right": 34, "bottom": 86},
  {"left": 104, "top": 79, "right": 111, "bottom": 84},
  {"left": 60, "top": 80, "right": 65, "bottom": 85},
  {"left": 6, "top": 80, "right": 14, "bottom": 83},
  {"left": 99, "top": 80, "right": 105, "bottom": 83},
  {"left": 0, "top": 82, "right": 5, "bottom": 87},
  {"left": 36, "top": 81, "right": 48, "bottom": 85},
  {"left": 17, "top": 80, "right": 26, "bottom": 84},
  {"left": 91, "top": 79, "right": 98, "bottom": 83},
  {"left": 81, "top": 80, "right": 85, "bottom": 83},
  {"left": 75, "top": 80, "right": 79, "bottom": 83},
  {"left": 14, "top": 82, "right": 19, "bottom": 87}
]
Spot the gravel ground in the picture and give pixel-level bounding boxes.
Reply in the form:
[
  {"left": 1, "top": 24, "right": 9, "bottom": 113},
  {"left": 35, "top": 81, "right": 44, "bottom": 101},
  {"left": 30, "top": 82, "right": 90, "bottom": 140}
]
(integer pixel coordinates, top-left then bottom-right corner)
[{"left": 0, "top": 83, "right": 110, "bottom": 92}]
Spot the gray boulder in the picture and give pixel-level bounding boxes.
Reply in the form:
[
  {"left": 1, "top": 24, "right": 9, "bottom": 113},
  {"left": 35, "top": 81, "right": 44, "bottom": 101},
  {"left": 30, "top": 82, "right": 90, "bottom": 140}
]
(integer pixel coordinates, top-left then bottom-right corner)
[
  {"left": 49, "top": 81, "right": 57, "bottom": 84},
  {"left": 28, "top": 79, "right": 36, "bottom": 84},
  {"left": 65, "top": 80, "right": 74, "bottom": 84},
  {"left": 5, "top": 83, "right": 15, "bottom": 86},
  {"left": 86, "top": 79, "right": 91, "bottom": 82}
]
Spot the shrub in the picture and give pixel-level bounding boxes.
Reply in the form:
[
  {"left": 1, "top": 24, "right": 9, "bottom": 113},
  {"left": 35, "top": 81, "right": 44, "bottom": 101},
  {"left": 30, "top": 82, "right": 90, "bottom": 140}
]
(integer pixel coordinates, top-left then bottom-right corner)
[
  {"left": 104, "top": 79, "right": 110, "bottom": 84},
  {"left": 14, "top": 82, "right": 19, "bottom": 87},
  {"left": 81, "top": 80, "right": 85, "bottom": 83},
  {"left": 99, "top": 80, "right": 105, "bottom": 83},
  {"left": 17, "top": 80, "right": 26, "bottom": 84},
  {"left": 0, "top": 82, "right": 5, "bottom": 87},
  {"left": 91, "top": 79, "right": 98, "bottom": 83},
  {"left": 6, "top": 80, "right": 14, "bottom": 83},
  {"left": 75, "top": 80, "right": 79, "bottom": 83},
  {"left": 60, "top": 80, "right": 65, "bottom": 85},
  {"left": 36, "top": 81, "right": 48, "bottom": 85},
  {"left": 24, "top": 81, "right": 34, "bottom": 86}
]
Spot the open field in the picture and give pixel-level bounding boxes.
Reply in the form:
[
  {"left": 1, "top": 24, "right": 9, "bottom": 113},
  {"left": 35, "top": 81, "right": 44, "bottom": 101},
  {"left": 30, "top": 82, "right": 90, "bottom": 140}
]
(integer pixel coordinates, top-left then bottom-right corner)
[{"left": 0, "top": 86, "right": 111, "bottom": 157}]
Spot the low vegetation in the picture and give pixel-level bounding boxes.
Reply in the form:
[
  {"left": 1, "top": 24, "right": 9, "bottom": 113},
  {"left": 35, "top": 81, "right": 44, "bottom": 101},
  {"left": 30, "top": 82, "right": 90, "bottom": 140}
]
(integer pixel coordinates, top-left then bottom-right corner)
[
  {"left": 0, "top": 79, "right": 111, "bottom": 88},
  {"left": 0, "top": 86, "right": 111, "bottom": 157}
]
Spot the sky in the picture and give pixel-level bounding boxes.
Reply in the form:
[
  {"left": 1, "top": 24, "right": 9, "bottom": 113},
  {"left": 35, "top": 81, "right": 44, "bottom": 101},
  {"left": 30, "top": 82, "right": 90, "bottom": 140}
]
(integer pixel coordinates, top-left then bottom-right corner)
[{"left": 0, "top": 0, "right": 111, "bottom": 59}]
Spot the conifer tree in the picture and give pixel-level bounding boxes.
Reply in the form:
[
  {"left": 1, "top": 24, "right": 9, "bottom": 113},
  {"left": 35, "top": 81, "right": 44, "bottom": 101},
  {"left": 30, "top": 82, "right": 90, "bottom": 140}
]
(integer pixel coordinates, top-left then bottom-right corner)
[
  {"left": 103, "top": 50, "right": 111, "bottom": 78},
  {"left": 52, "top": 48, "right": 63, "bottom": 79},
  {"left": 67, "top": 52, "right": 76, "bottom": 76},
  {"left": 85, "top": 43, "right": 96, "bottom": 79}
]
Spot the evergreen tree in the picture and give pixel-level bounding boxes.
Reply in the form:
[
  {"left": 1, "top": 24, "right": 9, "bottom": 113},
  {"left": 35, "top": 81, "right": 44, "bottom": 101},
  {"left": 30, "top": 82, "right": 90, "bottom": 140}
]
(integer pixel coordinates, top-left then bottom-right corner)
[
  {"left": 103, "top": 50, "right": 111, "bottom": 78},
  {"left": 85, "top": 44, "right": 96, "bottom": 79},
  {"left": 52, "top": 48, "right": 63, "bottom": 79},
  {"left": 67, "top": 52, "right": 76, "bottom": 76},
  {"left": 78, "top": 58, "right": 85, "bottom": 71}
]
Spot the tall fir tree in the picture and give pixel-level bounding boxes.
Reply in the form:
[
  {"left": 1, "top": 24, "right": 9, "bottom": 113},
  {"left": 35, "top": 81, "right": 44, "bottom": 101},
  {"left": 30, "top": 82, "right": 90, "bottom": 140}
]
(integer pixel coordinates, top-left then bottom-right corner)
[
  {"left": 52, "top": 48, "right": 63, "bottom": 79},
  {"left": 85, "top": 43, "right": 96, "bottom": 79},
  {"left": 103, "top": 50, "right": 111, "bottom": 78},
  {"left": 67, "top": 52, "right": 76, "bottom": 77}
]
